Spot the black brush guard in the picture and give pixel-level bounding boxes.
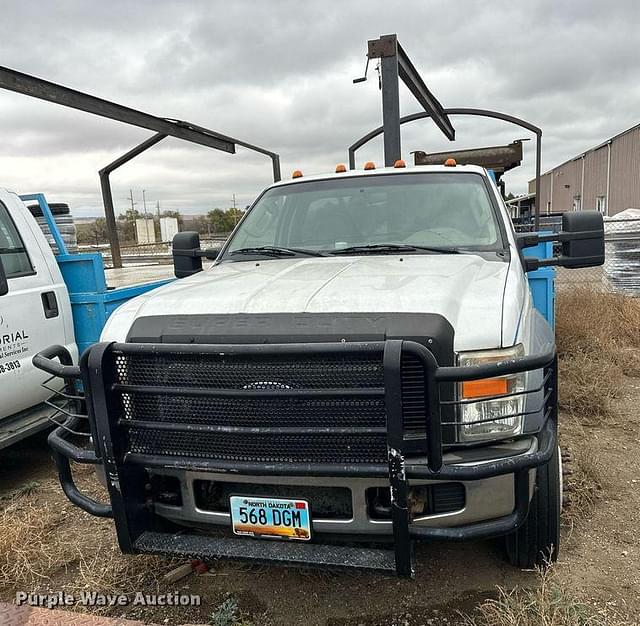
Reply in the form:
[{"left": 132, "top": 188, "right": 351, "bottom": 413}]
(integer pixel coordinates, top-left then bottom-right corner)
[{"left": 34, "top": 340, "right": 557, "bottom": 578}]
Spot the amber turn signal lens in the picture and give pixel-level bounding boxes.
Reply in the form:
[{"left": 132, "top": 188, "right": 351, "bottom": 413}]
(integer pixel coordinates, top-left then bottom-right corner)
[
  {"left": 462, "top": 378, "right": 509, "bottom": 399},
  {"left": 394, "top": 159, "right": 406, "bottom": 168},
  {"left": 335, "top": 164, "right": 347, "bottom": 173},
  {"left": 444, "top": 158, "right": 457, "bottom": 167},
  {"left": 364, "top": 161, "right": 376, "bottom": 170},
  {"left": 292, "top": 170, "right": 303, "bottom": 178}
]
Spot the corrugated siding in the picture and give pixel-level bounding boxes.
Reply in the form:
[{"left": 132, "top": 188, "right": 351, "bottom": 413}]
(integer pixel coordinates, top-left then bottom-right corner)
[
  {"left": 529, "top": 124, "right": 640, "bottom": 216},
  {"left": 582, "top": 145, "right": 608, "bottom": 210},
  {"left": 552, "top": 158, "right": 583, "bottom": 212},
  {"left": 609, "top": 127, "right": 640, "bottom": 215},
  {"left": 534, "top": 173, "right": 551, "bottom": 213}
]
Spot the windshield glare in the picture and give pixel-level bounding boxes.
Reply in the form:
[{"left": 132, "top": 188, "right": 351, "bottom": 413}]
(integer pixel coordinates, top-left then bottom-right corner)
[{"left": 225, "top": 173, "right": 503, "bottom": 257}]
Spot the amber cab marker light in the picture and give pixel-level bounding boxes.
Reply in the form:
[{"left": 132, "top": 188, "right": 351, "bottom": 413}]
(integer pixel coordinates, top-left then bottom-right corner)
[
  {"left": 363, "top": 161, "right": 376, "bottom": 170},
  {"left": 292, "top": 170, "right": 303, "bottom": 179},
  {"left": 462, "top": 378, "right": 509, "bottom": 400},
  {"left": 394, "top": 159, "right": 406, "bottom": 168},
  {"left": 444, "top": 158, "right": 457, "bottom": 167},
  {"left": 335, "top": 164, "right": 347, "bottom": 173}
]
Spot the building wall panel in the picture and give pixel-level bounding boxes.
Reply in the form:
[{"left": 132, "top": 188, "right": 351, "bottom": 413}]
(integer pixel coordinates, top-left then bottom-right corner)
[
  {"left": 582, "top": 145, "right": 608, "bottom": 211},
  {"left": 551, "top": 158, "right": 583, "bottom": 212},
  {"left": 534, "top": 172, "right": 552, "bottom": 213},
  {"left": 609, "top": 127, "right": 640, "bottom": 215},
  {"left": 529, "top": 124, "right": 640, "bottom": 217}
]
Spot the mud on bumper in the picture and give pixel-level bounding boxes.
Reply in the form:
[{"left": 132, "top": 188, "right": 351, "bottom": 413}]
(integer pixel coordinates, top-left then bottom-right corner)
[{"left": 35, "top": 340, "right": 557, "bottom": 577}]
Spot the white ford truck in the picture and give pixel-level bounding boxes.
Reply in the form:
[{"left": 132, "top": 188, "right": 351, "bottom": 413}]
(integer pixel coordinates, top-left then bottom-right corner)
[
  {"left": 0, "top": 188, "right": 77, "bottom": 448},
  {"left": 37, "top": 162, "right": 604, "bottom": 577}
]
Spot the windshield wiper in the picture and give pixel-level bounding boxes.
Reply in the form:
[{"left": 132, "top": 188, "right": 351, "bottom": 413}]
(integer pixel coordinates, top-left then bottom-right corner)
[
  {"left": 329, "top": 243, "right": 460, "bottom": 255},
  {"left": 230, "top": 246, "right": 326, "bottom": 258}
]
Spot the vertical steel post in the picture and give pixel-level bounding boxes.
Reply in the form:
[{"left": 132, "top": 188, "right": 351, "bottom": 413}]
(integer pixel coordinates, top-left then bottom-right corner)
[
  {"left": 98, "top": 133, "right": 167, "bottom": 268},
  {"left": 271, "top": 154, "right": 282, "bottom": 182},
  {"left": 535, "top": 132, "right": 542, "bottom": 231},
  {"left": 380, "top": 42, "right": 402, "bottom": 166},
  {"left": 384, "top": 340, "right": 415, "bottom": 578},
  {"left": 99, "top": 172, "right": 123, "bottom": 268}
]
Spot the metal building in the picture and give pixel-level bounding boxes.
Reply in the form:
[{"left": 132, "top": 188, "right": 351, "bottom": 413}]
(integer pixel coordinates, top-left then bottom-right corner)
[{"left": 529, "top": 123, "right": 640, "bottom": 216}]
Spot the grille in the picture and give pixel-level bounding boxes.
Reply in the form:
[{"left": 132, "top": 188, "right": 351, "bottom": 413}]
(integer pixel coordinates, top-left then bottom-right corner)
[
  {"left": 401, "top": 353, "right": 427, "bottom": 434},
  {"left": 113, "top": 348, "right": 432, "bottom": 466},
  {"left": 431, "top": 482, "right": 465, "bottom": 514},
  {"left": 115, "top": 350, "right": 390, "bottom": 464},
  {"left": 121, "top": 393, "right": 385, "bottom": 428},
  {"left": 366, "top": 482, "right": 465, "bottom": 519},
  {"left": 193, "top": 481, "right": 353, "bottom": 519},
  {"left": 115, "top": 353, "right": 384, "bottom": 389},
  {"left": 127, "top": 429, "right": 387, "bottom": 464}
]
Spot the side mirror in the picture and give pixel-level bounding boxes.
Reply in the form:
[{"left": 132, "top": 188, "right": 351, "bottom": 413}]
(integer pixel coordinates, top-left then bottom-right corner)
[
  {"left": 172, "top": 231, "right": 219, "bottom": 279},
  {"left": 0, "top": 257, "right": 8, "bottom": 296},
  {"left": 518, "top": 210, "right": 605, "bottom": 272},
  {"left": 560, "top": 210, "right": 605, "bottom": 268}
]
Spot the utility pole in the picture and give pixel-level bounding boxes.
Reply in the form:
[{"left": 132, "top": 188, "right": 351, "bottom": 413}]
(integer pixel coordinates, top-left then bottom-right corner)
[
  {"left": 232, "top": 193, "right": 240, "bottom": 226},
  {"left": 128, "top": 189, "right": 136, "bottom": 212},
  {"left": 142, "top": 189, "right": 151, "bottom": 242}
]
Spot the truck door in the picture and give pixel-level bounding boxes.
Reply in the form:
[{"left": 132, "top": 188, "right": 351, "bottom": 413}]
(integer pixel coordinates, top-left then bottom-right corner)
[{"left": 0, "top": 195, "right": 71, "bottom": 418}]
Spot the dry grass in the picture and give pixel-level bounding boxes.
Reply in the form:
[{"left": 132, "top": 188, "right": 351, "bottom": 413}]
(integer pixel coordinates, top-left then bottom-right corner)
[
  {"left": 71, "top": 543, "right": 168, "bottom": 598},
  {"left": 558, "top": 353, "right": 621, "bottom": 419},
  {"left": 0, "top": 473, "right": 172, "bottom": 603},
  {"left": 555, "top": 288, "right": 640, "bottom": 357},
  {"left": 560, "top": 434, "right": 605, "bottom": 531},
  {"left": 555, "top": 288, "right": 640, "bottom": 419},
  {"left": 462, "top": 567, "right": 630, "bottom": 626},
  {"left": 0, "top": 493, "right": 77, "bottom": 586}
]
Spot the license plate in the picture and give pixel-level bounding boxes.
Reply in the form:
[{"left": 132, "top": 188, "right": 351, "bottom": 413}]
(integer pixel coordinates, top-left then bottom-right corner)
[{"left": 229, "top": 495, "right": 311, "bottom": 541}]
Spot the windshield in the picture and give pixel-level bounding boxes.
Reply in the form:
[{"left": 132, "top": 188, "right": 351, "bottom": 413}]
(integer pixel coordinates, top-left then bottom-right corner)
[{"left": 224, "top": 173, "right": 503, "bottom": 258}]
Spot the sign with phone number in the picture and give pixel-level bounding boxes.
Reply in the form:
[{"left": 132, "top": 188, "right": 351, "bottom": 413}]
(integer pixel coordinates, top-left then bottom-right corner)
[{"left": 0, "top": 360, "right": 20, "bottom": 375}]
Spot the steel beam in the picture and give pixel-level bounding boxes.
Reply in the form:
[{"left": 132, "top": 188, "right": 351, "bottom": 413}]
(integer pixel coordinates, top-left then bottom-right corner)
[
  {"left": 367, "top": 35, "right": 454, "bottom": 166},
  {"left": 0, "top": 65, "right": 283, "bottom": 265},
  {"left": 396, "top": 42, "right": 455, "bottom": 141},
  {"left": 0, "top": 66, "right": 235, "bottom": 154},
  {"left": 380, "top": 52, "right": 402, "bottom": 167},
  {"left": 99, "top": 133, "right": 167, "bottom": 268},
  {"left": 181, "top": 121, "right": 281, "bottom": 183}
]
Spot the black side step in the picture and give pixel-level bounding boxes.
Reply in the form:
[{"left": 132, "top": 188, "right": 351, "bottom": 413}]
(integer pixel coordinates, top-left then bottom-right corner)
[{"left": 134, "top": 531, "right": 397, "bottom": 573}]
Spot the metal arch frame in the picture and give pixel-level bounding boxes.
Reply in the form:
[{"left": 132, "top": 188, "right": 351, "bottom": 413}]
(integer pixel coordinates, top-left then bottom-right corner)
[
  {"left": 100, "top": 128, "right": 281, "bottom": 267},
  {"left": 348, "top": 108, "right": 543, "bottom": 230},
  {"left": 0, "top": 65, "right": 281, "bottom": 267}
]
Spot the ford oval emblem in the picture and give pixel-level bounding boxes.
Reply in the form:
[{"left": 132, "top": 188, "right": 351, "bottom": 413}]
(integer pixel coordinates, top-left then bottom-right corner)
[{"left": 242, "top": 381, "right": 292, "bottom": 390}]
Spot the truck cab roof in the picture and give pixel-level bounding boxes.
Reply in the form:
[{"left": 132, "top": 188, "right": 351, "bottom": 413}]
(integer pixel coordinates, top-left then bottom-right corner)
[{"left": 268, "top": 164, "right": 490, "bottom": 189}]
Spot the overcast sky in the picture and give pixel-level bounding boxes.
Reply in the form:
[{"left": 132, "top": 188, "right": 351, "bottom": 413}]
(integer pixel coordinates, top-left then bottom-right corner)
[{"left": 1, "top": 0, "right": 639, "bottom": 217}]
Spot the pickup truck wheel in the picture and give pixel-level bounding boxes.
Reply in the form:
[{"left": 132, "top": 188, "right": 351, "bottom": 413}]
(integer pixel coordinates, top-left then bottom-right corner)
[{"left": 504, "top": 445, "right": 561, "bottom": 569}]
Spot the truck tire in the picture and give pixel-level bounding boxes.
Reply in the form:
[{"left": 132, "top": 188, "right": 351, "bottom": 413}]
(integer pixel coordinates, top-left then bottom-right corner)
[
  {"left": 505, "top": 445, "right": 561, "bottom": 569},
  {"left": 28, "top": 203, "right": 78, "bottom": 253},
  {"left": 28, "top": 202, "right": 71, "bottom": 217}
]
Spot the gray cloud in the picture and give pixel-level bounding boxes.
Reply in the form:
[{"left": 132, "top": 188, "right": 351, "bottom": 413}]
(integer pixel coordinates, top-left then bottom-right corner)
[{"left": 0, "top": 0, "right": 638, "bottom": 216}]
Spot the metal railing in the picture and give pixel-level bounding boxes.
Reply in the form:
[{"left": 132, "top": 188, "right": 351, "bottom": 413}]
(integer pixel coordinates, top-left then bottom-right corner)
[
  {"left": 79, "top": 235, "right": 230, "bottom": 263},
  {"left": 513, "top": 215, "right": 640, "bottom": 295}
]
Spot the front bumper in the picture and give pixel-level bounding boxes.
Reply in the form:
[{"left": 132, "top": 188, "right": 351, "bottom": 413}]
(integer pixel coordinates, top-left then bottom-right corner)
[
  {"left": 152, "top": 440, "right": 536, "bottom": 535},
  {"left": 35, "top": 339, "right": 557, "bottom": 577}
]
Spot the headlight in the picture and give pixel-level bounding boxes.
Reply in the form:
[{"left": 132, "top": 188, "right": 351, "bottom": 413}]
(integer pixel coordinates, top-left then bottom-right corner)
[{"left": 457, "top": 344, "right": 525, "bottom": 442}]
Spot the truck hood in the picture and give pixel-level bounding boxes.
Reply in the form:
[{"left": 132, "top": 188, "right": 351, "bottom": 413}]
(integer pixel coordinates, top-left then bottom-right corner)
[{"left": 102, "top": 255, "right": 511, "bottom": 351}]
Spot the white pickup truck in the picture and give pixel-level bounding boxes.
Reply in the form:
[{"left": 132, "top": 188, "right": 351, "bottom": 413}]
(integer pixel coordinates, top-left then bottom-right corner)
[
  {"left": 37, "top": 162, "right": 604, "bottom": 577},
  {"left": 0, "top": 189, "right": 76, "bottom": 448}
]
